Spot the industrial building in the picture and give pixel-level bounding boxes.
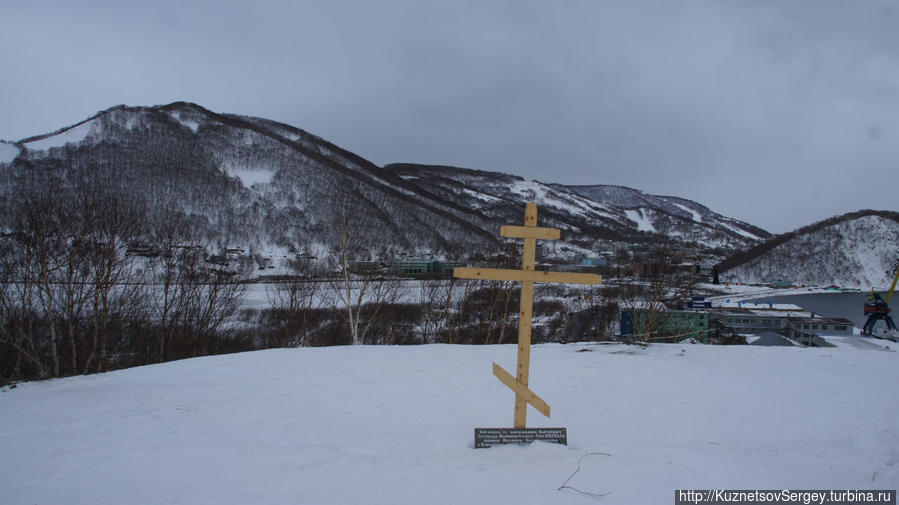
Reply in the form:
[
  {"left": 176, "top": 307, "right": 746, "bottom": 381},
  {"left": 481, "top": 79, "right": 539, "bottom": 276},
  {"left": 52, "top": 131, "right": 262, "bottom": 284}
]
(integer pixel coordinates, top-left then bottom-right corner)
[
  {"left": 620, "top": 310, "right": 710, "bottom": 342},
  {"left": 621, "top": 297, "right": 855, "bottom": 347},
  {"left": 705, "top": 299, "right": 853, "bottom": 346},
  {"left": 390, "top": 259, "right": 459, "bottom": 278}
]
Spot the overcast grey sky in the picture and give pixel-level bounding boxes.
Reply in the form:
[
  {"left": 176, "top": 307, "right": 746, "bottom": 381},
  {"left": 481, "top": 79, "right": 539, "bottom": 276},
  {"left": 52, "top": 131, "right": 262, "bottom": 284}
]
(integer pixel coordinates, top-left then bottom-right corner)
[{"left": 2, "top": 0, "right": 897, "bottom": 233}]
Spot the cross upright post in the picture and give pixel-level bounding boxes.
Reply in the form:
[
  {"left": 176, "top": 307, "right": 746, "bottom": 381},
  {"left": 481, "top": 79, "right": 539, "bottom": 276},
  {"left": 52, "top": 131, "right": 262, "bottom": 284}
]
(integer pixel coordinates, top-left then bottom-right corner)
[
  {"left": 513, "top": 204, "right": 539, "bottom": 428},
  {"left": 454, "top": 203, "right": 602, "bottom": 429}
]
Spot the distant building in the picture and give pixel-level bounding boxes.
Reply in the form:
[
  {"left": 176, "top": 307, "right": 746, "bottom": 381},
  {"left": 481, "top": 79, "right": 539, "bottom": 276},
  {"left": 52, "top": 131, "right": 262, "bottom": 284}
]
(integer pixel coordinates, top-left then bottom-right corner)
[
  {"left": 691, "top": 297, "right": 712, "bottom": 309},
  {"left": 349, "top": 261, "right": 383, "bottom": 275},
  {"left": 582, "top": 257, "right": 608, "bottom": 267},
  {"left": 711, "top": 310, "right": 851, "bottom": 339},
  {"left": 749, "top": 331, "right": 797, "bottom": 347},
  {"left": 711, "top": 311, "right": 791, "bottom": 335},
  {"left": 390, "top": 259, "right": 459, "bottom": 278},
  {"left": 620, "top": 309, "right": 710, "bottom": 341},
  {"left": 787, "top": 317, "right": 853, "bottom": 338},
  {"left": 705, "top": 304, "right": 852, "bottom": 347}
]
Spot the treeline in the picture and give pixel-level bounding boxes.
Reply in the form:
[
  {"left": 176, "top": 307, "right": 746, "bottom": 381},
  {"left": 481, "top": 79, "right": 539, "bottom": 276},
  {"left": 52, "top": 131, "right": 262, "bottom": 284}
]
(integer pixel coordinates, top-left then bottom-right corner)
[
  {"left": 247, "top": 274, "right": 618, "bottom": 349},
  {"left": 0, "top": 182, "right": 619, "bottom": 381},
  {"left": 0, "top": 184, "right": 248, "bottom": 380},
  {"left": 0, "top": 178, "right": 628, "bottom": 384}
]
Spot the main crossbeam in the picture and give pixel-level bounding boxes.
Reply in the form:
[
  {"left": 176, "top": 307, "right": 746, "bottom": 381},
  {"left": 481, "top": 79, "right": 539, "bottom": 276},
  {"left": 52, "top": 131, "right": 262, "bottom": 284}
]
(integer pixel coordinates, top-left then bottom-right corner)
[{"left": 500, "top": 225, "right": 561, "bottom": 240}]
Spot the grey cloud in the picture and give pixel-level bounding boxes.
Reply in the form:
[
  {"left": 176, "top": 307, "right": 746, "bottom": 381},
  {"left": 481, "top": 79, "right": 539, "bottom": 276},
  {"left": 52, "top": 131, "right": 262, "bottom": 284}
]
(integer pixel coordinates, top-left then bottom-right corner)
[{"left": 1, "top": 0, "right": 897, "bottom": 233}]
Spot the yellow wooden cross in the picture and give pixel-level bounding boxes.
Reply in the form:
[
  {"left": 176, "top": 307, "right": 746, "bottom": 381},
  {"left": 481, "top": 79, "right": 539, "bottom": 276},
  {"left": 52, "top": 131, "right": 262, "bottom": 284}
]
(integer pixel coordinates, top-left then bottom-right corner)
[{"left": 454, "top": 203, "right": 602, "bottom": 428}]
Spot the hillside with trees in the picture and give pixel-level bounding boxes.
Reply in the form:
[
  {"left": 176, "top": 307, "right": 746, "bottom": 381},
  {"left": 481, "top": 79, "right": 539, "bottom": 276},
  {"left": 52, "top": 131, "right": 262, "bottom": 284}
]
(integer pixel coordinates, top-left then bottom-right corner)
[
  {"left": 718, "top": 210, "right": 899, "bottom": 288},
  {"left": 2, "top": 102, "right": 770, "bottom": 271}
]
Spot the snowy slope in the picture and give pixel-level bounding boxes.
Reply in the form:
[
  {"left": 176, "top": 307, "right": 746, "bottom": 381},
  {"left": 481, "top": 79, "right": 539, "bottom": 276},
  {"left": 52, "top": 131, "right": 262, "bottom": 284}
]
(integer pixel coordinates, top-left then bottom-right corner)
[
  {"left": 18, "top": 106, "right": 146, "bottom": 154},
  {"left": 387, "top": 164, "right": 767, "bottom": 252},
  {"left": 0, "top": 141, "right": 20, "bottom": 164},
  {"left": 22, "top": 119, "right": 99, "bottom": 150},
  {"left": 2, "top": 343, "right": 898, "bottom": 504},
  {"left": 567, "top": 184, "right": 770, "bottom": 247},
  {"left": 720, "top": 211, "right": 899, "bottom": 289},
  {"left": 624, "top": 208, "right": 656, "bottom": 232}
]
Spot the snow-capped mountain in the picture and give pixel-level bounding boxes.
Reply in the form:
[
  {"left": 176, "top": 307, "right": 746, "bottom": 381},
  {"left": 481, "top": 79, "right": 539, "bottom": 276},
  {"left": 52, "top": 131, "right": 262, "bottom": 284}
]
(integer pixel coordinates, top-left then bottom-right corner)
[
  {"left": 3, "top": 103, "right": 502, "bottom": 262},
  {"left": 384, "top": 165, "right": 770, "bottom": 252},
  {"left": 2, "top": 102, "right": 768, "bottom": 265},
  {"left": 565, "top": 185, "right": 769, "bottom": 246},
  {"left": 718, "top": 210, "right": 899, "bottom": 289}
]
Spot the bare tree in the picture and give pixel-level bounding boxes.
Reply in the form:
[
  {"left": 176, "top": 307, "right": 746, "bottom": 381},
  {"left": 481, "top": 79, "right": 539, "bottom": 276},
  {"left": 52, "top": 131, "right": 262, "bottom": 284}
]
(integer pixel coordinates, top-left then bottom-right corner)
[
  {"left": 418, "top": 278, "right": 445, "bottom": 343},
  {"left": 356, "top": 276, "right": 403, "bottom": 345},
  {"left": 184, "top": 260, "right": 247, "bottom": 357},
  {"left": 0, "top": 231, "right": 47, "bottom": 378},
  {"left": 1, "top": 188, "right": 97, "bottom": 377},
  {"left": 473, "top": 249, "right": 519, "bottom": 345},
  {"left": 444, "top": 276, "right": 478, "bottom": 344},
  {"left": 14, "top": 188, "right": 78, "bottom": 377},
  {"left": 148, "top": 208, "right": 246, "bottom": 360},
  {"left": 265, "top": 253, "right": 322, "bottom": 347},
  {"left": 149, "top": 211, "right": 185, "bottom": 362},
  {"left": 327, "top": 187, "right": 397, "bottom": 345},
  {"left": 79, "top": 189, "right": 146, "bottom": 373},
  {"left": 617, "top": 247, "right": 698, "bottom": 342},
  {"left": 0, "top": 184, "right": 250, "bottom": 379}
]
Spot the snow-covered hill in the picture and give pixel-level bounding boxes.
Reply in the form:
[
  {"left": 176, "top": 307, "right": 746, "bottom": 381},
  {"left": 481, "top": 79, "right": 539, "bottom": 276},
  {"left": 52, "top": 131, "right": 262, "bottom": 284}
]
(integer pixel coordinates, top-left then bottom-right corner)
[
  {"left": 2, "top": 343, "right": 897, "bottom": 504},
  {"left": 719, "top": 211, "right": 899, "bottom": 289},
  {"left": 566, "top": 184, "right": 770, "bottom": 246},
  {"left": 1, "top": 102, "right": 768, "bottom": 267},
  {"left": 388, "top": 164, "right": 770, "bottom": 251},
  {"left": 5, "top": 102, "right": 501, "bottom": 262}
]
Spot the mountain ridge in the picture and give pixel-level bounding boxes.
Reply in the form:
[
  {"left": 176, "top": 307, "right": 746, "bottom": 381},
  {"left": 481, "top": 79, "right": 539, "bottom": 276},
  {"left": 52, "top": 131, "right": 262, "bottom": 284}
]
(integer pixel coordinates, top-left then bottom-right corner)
[
  {"left": 3, "top": 101, "right": 772, "bottom": 267},
  {"left": 718, "top": 210, "right": 899, "bottom": 288}
]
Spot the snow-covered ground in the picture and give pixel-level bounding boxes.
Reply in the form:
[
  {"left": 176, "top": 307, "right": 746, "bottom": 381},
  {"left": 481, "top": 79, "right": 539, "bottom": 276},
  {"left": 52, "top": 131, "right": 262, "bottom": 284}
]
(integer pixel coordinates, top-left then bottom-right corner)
[
  {"left": 624, "top": 208, "right": 656, "bottom": 232},
  {"left": 21, "top": 119, "right": 99, "bottom": 151},
  {"left": 240, "top": 279, "right": 436, "bottom": 309},
  {"left": 0, "top": 140, "right": 20, "bottom": 163},
  {"left": 243, "top": 281, "right": 837, "bottom": 311},
  {"left": 2, "top": 342, "right": 898, "bottom": 504},
  {"left": 220, "top": 160, "right": 278, "bottom": 187}
]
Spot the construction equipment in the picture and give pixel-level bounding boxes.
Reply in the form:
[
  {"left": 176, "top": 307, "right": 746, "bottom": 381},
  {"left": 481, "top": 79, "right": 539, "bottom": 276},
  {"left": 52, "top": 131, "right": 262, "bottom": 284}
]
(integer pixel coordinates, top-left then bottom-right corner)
[{"left": 862, "top": 268, "right": 899, "bottom": 337}]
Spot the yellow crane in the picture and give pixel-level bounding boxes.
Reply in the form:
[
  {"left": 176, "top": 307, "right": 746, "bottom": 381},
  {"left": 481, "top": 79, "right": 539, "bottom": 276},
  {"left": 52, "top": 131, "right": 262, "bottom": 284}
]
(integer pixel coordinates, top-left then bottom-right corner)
[
  {"left": 887, "top": 269, "right": 899, "bottom": 305},
  {"left": 863, "top": 268, "right": 899, "bottom": 336}
]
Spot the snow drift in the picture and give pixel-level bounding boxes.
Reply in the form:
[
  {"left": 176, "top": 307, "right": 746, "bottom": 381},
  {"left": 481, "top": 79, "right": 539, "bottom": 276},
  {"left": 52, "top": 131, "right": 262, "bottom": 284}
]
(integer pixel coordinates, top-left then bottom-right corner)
[{"left": 2, "top": 343, "right": 897, "bottom": 504}]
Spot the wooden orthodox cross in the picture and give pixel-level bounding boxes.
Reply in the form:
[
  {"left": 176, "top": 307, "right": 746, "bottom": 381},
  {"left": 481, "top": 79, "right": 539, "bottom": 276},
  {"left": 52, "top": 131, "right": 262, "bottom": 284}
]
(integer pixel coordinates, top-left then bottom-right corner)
[{"left": 455, "top": 203, "right": 602, "bottom": 432}]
